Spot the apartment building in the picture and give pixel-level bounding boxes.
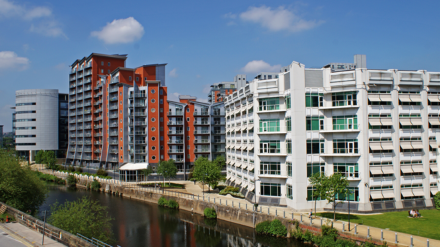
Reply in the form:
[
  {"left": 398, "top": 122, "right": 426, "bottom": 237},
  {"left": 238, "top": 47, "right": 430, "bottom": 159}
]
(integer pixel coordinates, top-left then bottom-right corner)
[
  {"left": 225, "top": 55, "right": 440, "bottom": 212},
  {"left": 67, "top": 53, "right": 226, "bottom": 180},
  {"left": 208, "top": 75, "right": 247, "bottom": 103},
  {"left": 13, "top": 89, "right": 68, "bottom": 161}
]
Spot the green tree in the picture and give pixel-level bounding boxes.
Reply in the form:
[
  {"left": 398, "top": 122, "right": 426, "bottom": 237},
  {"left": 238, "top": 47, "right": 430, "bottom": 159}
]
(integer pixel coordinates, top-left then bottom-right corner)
[
  {"left": 0, "top": 150, "right": 47, "bottom": 214},
  {"left": 212, "top": 156, "right": 225, "bottom": 170},
  {"left": 141, "top": 167, "right": 153, "bottom": 181},
  {"left": 48, "top": 196, "right": 114, "bottom": 243},
  {"left": 42, "top": 151, "right": 57, "bottom": 170},
  {"left": 157, "top": 159, "right": 177, "bottom": 190},
  {"left": 308, "top": 172, "right": 328, "bottom": 216},
  {"left": 192, "top": 157, "right": 222, "bottom": 192},
  {"left": 323, "top": 173, "right": 349, "bottom": 220},
  {"left": 35, "top": 150, "right": 44, "bottom": 164}
]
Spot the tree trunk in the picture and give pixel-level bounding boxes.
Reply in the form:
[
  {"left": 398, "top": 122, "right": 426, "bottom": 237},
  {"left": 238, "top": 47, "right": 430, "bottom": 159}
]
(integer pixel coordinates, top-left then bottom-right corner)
[
  {"left": 314, "top": 199, "right": 317, "bottom": 217},
  {"left": 333, "top": 200, "right": 336, "bottom": 221},
  {"left": 163, "top": 176, "right": 165, "bottom": 194}
]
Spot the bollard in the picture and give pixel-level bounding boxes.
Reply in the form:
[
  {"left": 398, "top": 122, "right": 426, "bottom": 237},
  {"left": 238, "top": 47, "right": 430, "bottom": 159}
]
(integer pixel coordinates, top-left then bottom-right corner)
[
  {"left": 239, "top": 202, "right": 240, "bottom": 209},
  {"left": 268, "top": 208, "right": 270, "bottom": 215},
  {"left": 214, "top": 198, "right": 215, "bottom": 204},
  {"left": 320, "top": 218, "right": 322, "bottom": 227},
  {"left": 245, "top": 204, "right": 247, "bottom": 210},
  {"left": 427, "top": 239, "right": 429, "bottom": 247},
  {"left": 355, "top": 225, "right": 357, "bottom": 235},
  {"left": 395, "top": 233, "right": 398, "bottom": 244},
  {"left": 367, "top": 227, "right": 370, "bottom": 238},
  {"left": 301, "top": 214, "right": 303, "bottom": 223},
  {"left": 284, "top": 211, "right": 285, "bottom": 218},
  {"left": 260, "top": 207, "right": 262, "bottom": 213},
  {"left": 310, "top": 217, "right": 312, "bottom": 226},
  {"left": 342, "top": 223, "right": 345, "bottom": 232},
  {"left": 381, "top": 230, "right": 383, "bottom": 241},
  {"left": 276, "top": 209, "right": 277, "bottom": 216},
  {"left": 331, "top": 221, "right": 333, "bottom": 229},
  {"left": 292, "top": 213, "right": 293, "bottom": 220},
  {"left": 232, "top": 201, "right": 234, "bottom": 207},
  {"left": 198, "top": 195, "right": 199, "bottom": 200},
  {"left": 220, "top": 199, "right": 221, "bottom": 205},
  {"left": 410, "top": 236, "right": 413, "bottom": 247}
]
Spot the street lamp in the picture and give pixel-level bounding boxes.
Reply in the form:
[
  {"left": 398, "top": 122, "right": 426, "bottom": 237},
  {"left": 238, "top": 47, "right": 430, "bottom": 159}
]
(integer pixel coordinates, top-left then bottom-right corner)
[{"left": 347, "top": 188, "right": 352, "bottom": 231}]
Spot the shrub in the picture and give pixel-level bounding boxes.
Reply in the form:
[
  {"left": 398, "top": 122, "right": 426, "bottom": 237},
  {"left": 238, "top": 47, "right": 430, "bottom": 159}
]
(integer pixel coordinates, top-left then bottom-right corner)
[
  {"left": 68, "top": 166, "right": 75, "bottom": 172},
  {"left": 256, "top": 220, "right": 271, "bottom": 235},
  {"left": 321, "top": 225, "right": 338, "bottom": 240},
  {"left": 96, "top": 169, "right": 108, "bottom": 177},
  {"left": 158, "top": 197, "right": 167, "bottom": 206},
  {"left": 91, "top": 179, "right": 101, "bottom": 191},
  {"left": 167, "top": 199, "right": 179, "bottom": 209},
  {"left": 66, "top": 175, "right": 77, "bottom": 187},
  {"left": 269, "top": 219, "right": 287, "bottom": 237},
  {"left": 434, "top": 191, "right": 440, "bottom": 209},
  {"left": 75, "top": 167, "right": 83, "bottom": 173},
  {"left": 204, "top": 207, "right": 217, "bottom": 219}
]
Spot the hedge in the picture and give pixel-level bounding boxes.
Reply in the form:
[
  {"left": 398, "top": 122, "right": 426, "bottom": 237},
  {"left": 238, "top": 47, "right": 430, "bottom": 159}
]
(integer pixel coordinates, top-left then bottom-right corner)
[
  {"left": 256, "top": 219, "right": 287, "bottom": 237},
  {"left": 204, "top": 207, "right": 217, "bottom": 219},
  {"left": 158, "top": 196, "right": 179, "bottom": 209}
]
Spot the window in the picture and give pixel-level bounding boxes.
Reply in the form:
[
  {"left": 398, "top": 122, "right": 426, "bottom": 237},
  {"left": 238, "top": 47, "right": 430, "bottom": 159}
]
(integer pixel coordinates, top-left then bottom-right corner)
[
  {"left": 160, "top": 136, "right": 163, "bottom": 141},
  {"left": 151, "top": 127, "right": 156, "bottom": 132},
  {"left": 160, "top": 117, "right": 163, "bottom": 122},
  {"left": 286, "top": 140, "right": 292, "bottom": 154},
  {"left": 187, "top": 127, "right": 190, "bottom": 131},
  {"left": 151, "top": 146, "right": 156, "bottom": 150},
  {"left": 108, "top": 70, "right": 110, "bottom": 74},
  {"left": 160, "top": 99, "right": 163, "bottom": 104},
  {"left": 16, "top": 102, "right": 36, "bottom": 106},
  {"left": 161, "top": 146, "right": 164, "bottom": 150},
  {"left": 151, "top": 108, "right": 156, "bottom": 113},
  {"left": 151, "top": 136, "right": 156, "bottom": 141},
  {"left": 152, "top": 156, "right": 156, "bottom": 160},
  {"left": 333, "top": 116, "right": 358, "bottom": 130},
  {"left": 259, "top": 119, "right": 280, "bottom": 132},
  {"left": 335, "top": 187, "right": 359, "bottom": 201},
  {"left": 101, "top": 61, "right": 104, "bottom": 66},
  {"left": 259, "top": 98, "right": 280, "bottom": 111},
  {"left": 286, "top": 117, "right": 291, "bottom": 131},
  {"left": 307, "top": 163, "right": 325, "bottom": 177},
  {"left": 306, "top": 116, "right": 324, "bottom": 130},
  {"left": 187, "top": 108, "right": 190, "bottom": 112},
  {"left": 260, "top": 183, "right": 281, "bottom": 197},
  {"left": 333, "top": 139, "right": 358, "bottom": 154},
  {"left": 129, "top": 76, "right": 132, "bottom": 81},
  {"left": 151, "top": 99, "right": 156, "bottom": 103},
  {"left": 285, "top": 95, "right": 291, "bottom": 109},
  {"left": 187, "top": 136, "right": 190, "bottom": 140},
  {"left": 307, "top": 187, "right": 322, "bottom": 201},
  {"left": 332, "top": 92, "right": 357, "bottom": 106},
  {"left": 187, "top": 117, "right": 190, "bottom": 122},
  {"left": 334, "top": 163, "right": 359, "bottom": 178},
  {"left": 187, "top": 145, "right": 190, "bottom": 150},
  {"left": 307, "top": 140, "right": 324, "bottom": 154},
  {"left": 101, "top": 69, "right": 104, "bottom": 73},
  {"left": 259, "top": 140, "right": 280, "bottom": 153},
  {"left": 136, "top": 77, "right": 139, "bottom": 81},
  {"left": 151, "top": 118, "right": 156, "bottom": 122},
  {"left": 305, "top": 93, "right": 323, "bottom": 107},
  {"left": 151, "top": 89, "right": 155, "bottom": 94},
  {"left": 287, "top": 162, "right": 292, "bottom": 176},
  {"left": 260, "top": 162, "right": 280, "bottom": 175},
  {"left": 160, "top": 89, "right": 163, "bottom": 95},
  {"left": 287, "top": 184, "right": 293, "bottom": 199}
]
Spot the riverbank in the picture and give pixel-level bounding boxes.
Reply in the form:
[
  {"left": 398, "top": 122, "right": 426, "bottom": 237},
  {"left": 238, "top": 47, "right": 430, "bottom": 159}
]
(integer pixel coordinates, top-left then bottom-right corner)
[{"left": 37, "top": 169, "right": 439, "bottom": 247}]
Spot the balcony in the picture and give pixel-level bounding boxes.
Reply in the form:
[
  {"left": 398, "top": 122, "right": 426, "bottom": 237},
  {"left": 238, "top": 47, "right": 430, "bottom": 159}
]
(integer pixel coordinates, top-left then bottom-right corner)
[
  {"left": 130, "top": 140, "right": 147, "bottom": 145},
  {"left": 194, "top": 130, "right": 210, "bottom": 135},
  {"left": 258, "top": 126, "right": 287, "bottom": 134},
  {"left": 109, "top": 149, "right": 118, "bottom": 154},
  {"left": 94, "top": 116, "right": 102, "bottom": 121},
  {"left": 168, "top": 149, "right": 184, "bottom": 154},
  {"left": 194, "top": 139, "right": 210, "bottom": 144},
  {"left": 94, "top": 133, "right": 102, "bottom": 137},
  {"left": 109, "top": 97, "right": 118, "bottom": 102},
  {"left": 130, "top": 93, "right": 147, "bottom": 98},
  {"left": 194, "top": 149, "right": 210, "bottom": 153},
  {"left": 94, "top": 149, "right": 101, "bottom": 153},
  {"left": 258, "top": 104, "right": 286, "bottom": 113},
  {"left": 109, "top": 105, "right": 118, "bottom": 110},
  {"left": 194, "top": 111, "right": 209, "bottom": 116},
  {"left": 130, "top": 131, "right": 146, "bottom": 135},
  {"left": 212, "top": 130, "right": 225, "bottom": 135},
  {"left": 194, "top": 121, "right": 209, "bottom": 125},
  {"left": 168, "top": 140, "right": 184, "bottom": 144},
  {"left": 130, "top": 112, "right": 146, "bottom": 116},
  {"left": 167, "top": 111, "right": 183, "bottom": 116},
  {"left": 212, "top": 139, "right": 225, "bottom": 143},
  {"left": 168, "top": 121, "right": 183, "bottom": 126},
  {"left": 70, "top": 84, "right": 76, "bottom": 89},
  {"left": 109, "top": 88, "right": 118, "bottom": 93},
  {"left": 94, "top": 125, "right": 102, "bottom": 129},
  {"left": 109, "top": 114, "right": 118, "bottom": 119},
  {"left": 84, "top": 110, "right": 91, "bottom": 114},
  {"left": 129, "top": 103, "right": 146, "bottom": 107},
  {"left": 84, "top": 94, "right": 92, "bottom": 99},
  {"left": 213, "top": 149, "right": 225, "bottom": 153},
  {"left": 109, "top": 140, "right": 118, "bottom": 145},
  {"left": 109, "top": 123, "right": 118, "bottom": 128},
  {"left": 109, "top": 132, "right": 118, "bottom": 136},
  {"left": 212, "top": 121, "right": 225, "bottom": 125},
  {"left": 135, "top": 121, "right": 147, "bottom": 126},
  {"left": 84, "top": 125, "right": 92, "bottom": 129},
  {"left": 168, "top": 130, "right": 183, "bottom": 135}
]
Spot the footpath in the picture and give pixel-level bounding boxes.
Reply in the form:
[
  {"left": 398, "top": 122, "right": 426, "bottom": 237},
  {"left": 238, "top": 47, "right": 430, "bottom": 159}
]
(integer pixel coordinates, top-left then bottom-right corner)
[
  {"left": 0, "top": 222, "right": 65, "bottom": 247},
  {"left": 37, "top": 168, "right": 440, "bottom": 247}
]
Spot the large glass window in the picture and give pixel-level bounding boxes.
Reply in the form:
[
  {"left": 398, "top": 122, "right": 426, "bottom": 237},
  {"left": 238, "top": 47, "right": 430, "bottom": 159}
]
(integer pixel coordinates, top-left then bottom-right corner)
[
  {"left": 286, "top": 140, "right": 292, "bottom": 154},
  {"left": 259, "top": 119, "right": 280, "bottom": 132},
  {"left": 259, "top": 98, "right": 280, "bottom": 111},
  {"left": 332, "top": 92, "right": 357, "bottom": 106},
  {"left": 260, "top": 140, "right": 280, "bottom": 153},
  {"left": 335, "top": 187, "right": 359, "bottom": 201},
  {"left": 307, "top": 140, "right": 324, "bottom": 154},
  {"left": 285, "top": 95, "right": 291, "bottom": 109},
  {"left": 333, "top": 116, "right": 358, "bottom": 130},
  {"left": 305, "top": 93, "right": 323, "bottom": 107},
  {"left": 307, "top": 163, "right": 325, "bottom": 177},
  {"left": 307, "top": 187, "right": 322, "bottom": 201},
  {"left": 287, "top": 162, "right": 292, "bottom": 176},
  {"left": 306, "top": 116, "right": 324, "bottom": 130},
  {"left": 333, "top": 139, "right": 358, "bottom": 154},
  {"left": 286, "top": 117, "right": 291, "bottom": 131},
  {"left": 334, "top": 163, "right": 359, "bottom": 178},
  {"left": 260, "top": 183, "right": 281, "bottom": 197},
  {"left": 260, "top": 162, "right": 281, "bottom": 175},
  {"left": 287, "top": 184, "right": 293, "bottom": 199}
]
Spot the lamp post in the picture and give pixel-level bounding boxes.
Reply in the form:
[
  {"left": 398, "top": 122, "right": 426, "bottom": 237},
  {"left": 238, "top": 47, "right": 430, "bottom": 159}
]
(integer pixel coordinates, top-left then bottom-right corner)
[{"left": 347, "top": 188, "right": 351, "bottom": 231}]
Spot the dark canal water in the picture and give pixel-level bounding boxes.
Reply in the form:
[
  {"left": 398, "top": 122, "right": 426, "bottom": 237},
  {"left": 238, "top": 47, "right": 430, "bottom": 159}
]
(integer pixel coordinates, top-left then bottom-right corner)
[{"left": 39, "top": 186, "right": 309, "bottom": 247}]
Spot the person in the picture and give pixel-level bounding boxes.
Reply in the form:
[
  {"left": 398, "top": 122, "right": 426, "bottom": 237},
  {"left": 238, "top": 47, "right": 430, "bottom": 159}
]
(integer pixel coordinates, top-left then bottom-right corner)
[
  {"left": 416, "top": 209, "right": 421, "bottom": 217},
  {"left": 409, "top": 209, "right": 415, "bottom": 217},
  {"left": 309, "top": 209, "right": 313, "bottom": 219}
]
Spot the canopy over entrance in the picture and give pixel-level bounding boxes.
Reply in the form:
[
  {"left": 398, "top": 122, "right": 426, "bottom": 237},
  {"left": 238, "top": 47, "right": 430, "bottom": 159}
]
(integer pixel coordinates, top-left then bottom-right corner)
[{"left": 119, "top": 163, "right": 149, "bottom": 170}]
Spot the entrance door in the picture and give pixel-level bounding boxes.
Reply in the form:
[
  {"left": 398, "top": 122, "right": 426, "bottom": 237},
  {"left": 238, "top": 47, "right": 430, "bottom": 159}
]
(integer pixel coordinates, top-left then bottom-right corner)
[
  {"left": 347, "top": 142, "right": 354, "bottom": 153},
  {"left": 346, "top": 118, "right": 354, "bottom": 130}
]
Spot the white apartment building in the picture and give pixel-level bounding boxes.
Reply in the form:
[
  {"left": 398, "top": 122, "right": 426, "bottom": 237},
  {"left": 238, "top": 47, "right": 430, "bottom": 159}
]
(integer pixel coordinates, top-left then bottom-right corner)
[{"left": 225, "top": 55, "right": 440, "bottom": 212}]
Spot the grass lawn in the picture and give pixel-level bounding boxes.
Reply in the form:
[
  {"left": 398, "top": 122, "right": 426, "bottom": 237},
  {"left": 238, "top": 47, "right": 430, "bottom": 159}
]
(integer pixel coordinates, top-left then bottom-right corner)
[
  {"left": 140, "top": 182, "right": 185, "bottom": 188},
  {"left": 317, "top": 209, "right": 440, "bottom": 240}
]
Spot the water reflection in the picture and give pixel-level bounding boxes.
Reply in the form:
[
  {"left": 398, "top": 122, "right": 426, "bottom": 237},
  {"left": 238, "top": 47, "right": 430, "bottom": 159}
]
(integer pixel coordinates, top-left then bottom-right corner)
[{"left": 40, "top": 186, "right": 309, "bottom": 247}]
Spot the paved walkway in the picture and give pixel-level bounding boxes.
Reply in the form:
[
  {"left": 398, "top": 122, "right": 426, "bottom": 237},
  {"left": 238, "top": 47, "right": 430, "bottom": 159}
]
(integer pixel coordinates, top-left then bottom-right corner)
[{"left": 0, "top": 223, "right": 65, "bottom": 247}]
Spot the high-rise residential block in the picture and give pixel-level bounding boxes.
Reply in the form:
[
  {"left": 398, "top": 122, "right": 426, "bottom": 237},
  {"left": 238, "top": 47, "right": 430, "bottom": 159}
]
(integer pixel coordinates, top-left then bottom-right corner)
[
  {"left": 225, "top": 55, "right": 440, "bottom": 212},
  {"left": 13, "top": 89, "right": 68, "bottom": 161},
  {"left": 207, "top": 75, "right": 247, "bottom": 103}
]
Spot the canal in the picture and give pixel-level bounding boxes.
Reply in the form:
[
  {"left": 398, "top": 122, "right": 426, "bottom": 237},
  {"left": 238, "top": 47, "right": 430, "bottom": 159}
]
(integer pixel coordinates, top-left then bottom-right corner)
[{"left": 39, "top": 186, "right": 309, "bottom": 247}]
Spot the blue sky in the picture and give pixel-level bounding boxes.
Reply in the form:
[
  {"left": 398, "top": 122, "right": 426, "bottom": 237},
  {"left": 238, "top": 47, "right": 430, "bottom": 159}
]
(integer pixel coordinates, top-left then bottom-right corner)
[{"left": 1, "top": 0, "right": 440, "bottom": 132}]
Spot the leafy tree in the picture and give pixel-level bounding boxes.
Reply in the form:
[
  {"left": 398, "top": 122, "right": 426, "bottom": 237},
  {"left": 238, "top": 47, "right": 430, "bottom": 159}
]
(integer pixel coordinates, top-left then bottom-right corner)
[
  {"left": 48, "top": 196, "right": 114, "bottom": 243},
  {"left": 323, "top": 173, "right": 349, "bottom": 220},
  {"left": 0, "top": 150, "right": 47, "bottom": 214},
  {"left": 66, "top": 175, "right": 76, "bottom": 188},
  {"left": 434, "top": 191, "right": 440, "bottom": 209},
  {"left": 192, "top": 157, "right": 222, "bottom": 192},
  {"left": 96, "top": 168, "right": 108, "bottom": 177},
  {"left": 42, "top": 151, "right": 57, "bottom": 170},
  {"left": 157, "top": 159, "right": 177, "bottom": 190},
  {"left": 212, "top": 156, "right": 225, "bottom": 170},
  {"left": 308, "top": 172, "right": 328, "bottom": 216},
  {"left": 35, "top": 150, "right": 44, "bottom": 164},
  {"left": 141, "top": 167, "right": 153, "bottom": 181}
]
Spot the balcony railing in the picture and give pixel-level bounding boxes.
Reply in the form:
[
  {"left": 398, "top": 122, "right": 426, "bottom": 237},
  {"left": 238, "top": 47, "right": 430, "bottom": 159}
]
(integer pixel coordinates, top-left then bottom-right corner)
[
  {"left": 167, "top": 111, "right": 183, "bottom": 116},
  {"left": 168, "top": 130, "right": 183, "bottom": 135},
  {"left": 168, "top": 121, "right": 183, "bottom": 125},
  {"left": 194, "top": 130, "right": 210, "bottom": 134}
]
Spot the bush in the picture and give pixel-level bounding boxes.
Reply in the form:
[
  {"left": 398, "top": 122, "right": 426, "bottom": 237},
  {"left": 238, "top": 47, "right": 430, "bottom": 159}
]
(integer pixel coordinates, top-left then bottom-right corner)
[
  {"left": 167, "top": 199, "right": 179, "bottom": 209},
  {"left": 68, "top": 166, "right": 75, "bottom": 172},
  {"left": 158, "top": 197, "right": 167, "bottom": 206},
  {"left": 96, "top": 168, "right": 108, "bottom": 177},
  {"left": 256, "top": 220, "right": 271, "bottom": 235},
  {"left": 91, "top": 180, "right": 101, "bottom": 191},
  {"left": 269, "top": 219, "right": 287, "bottom": 237},
  {"left": 204, "top": 207, "right": 217, "bottom": 219},
  {"left": 434, "top": 191, "right": 440, "bottom": 209},
  {"left": 157, "top": 196, "right": 179, "bottom": 209},
  {"left": 75, "top": 167, "right": 83, "bottom": 173},
  {"left": 66, "top": 175, "right": 76, "bottom": 187}
]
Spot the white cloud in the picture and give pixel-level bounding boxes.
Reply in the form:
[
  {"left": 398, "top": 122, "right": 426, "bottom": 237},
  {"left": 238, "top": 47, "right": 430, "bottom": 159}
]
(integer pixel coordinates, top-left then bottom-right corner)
[
  {"left": 169, "top": 68, "right": 178, "bottom": 77},
  {"left": 241, "top": 60, "right": 281, "bottom": 73},
  {"left": 202, "top": 84, "right": 211, "bottom": 94},
  {"left": 91, "top": 17, "right": 144, "bottom": 44},
  {"left": 168, "top": 92, "right": 180, "bottom": 101},
  {"left": 0, "top": 51, "right": 29, "bottom": 71},
  {"left": 238, "top": 5, "right": 322, "bottom": 32},
  {"left": 223, "top": 12, "right": 237, "bottom": 19},
  {"left": 30, "top": 21, "right": 66, "bottom": 38},
  {"left": 0, "top": 0, "right": 51, "bottom": 20}
]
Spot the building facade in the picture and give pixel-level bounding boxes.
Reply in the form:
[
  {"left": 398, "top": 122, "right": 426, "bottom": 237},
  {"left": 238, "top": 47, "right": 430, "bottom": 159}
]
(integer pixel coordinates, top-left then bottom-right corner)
[
  {"left": 14, "top": 89, "right": 68, "bottom": 161},
  {"left": 225, "top": 55, "right": 440, "bottom": 212},
  {"left": 67, "top": 53, "right": 226, "bottom": 180},
  {"left": 208, "top": 75, "right": 247, "bottom": 103}
]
